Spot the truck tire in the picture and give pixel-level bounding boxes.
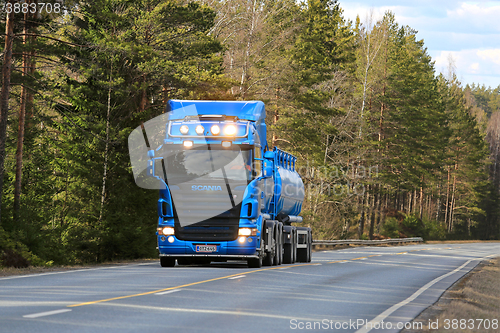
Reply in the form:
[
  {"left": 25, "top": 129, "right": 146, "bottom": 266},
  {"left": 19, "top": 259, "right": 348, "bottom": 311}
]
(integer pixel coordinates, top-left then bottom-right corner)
[
  {"left": 273, "top": 224, "right": 282, "bottom": 266},
  {"left": 278, "top": 223, "right": 283, "bottom": 265},
  {"left": 263, "top": 221, "right": 274, "bottom": 266},
  {"left": 307, "top": 230, "right": 312, "bottom": 262},
  {"left": 283, "top": 243, "right": 293, "bottom": 264},
  {"left": 177, "top": 258, "right": 193, "bottom": 266},
  {"left": 248, "top": 256, "right": 262, "bottom": 268},
  {"left": 296, "top": 227, "right": 311, "bottom": 262},
  {"left": 160, "top": 257, "right": 175, "bottom": 267},
  {"left": 296, "top": 248, "right": 308, "bottom": 262},
  {"left": 263, "top": 250, "right": 274, "bottom": 266}
]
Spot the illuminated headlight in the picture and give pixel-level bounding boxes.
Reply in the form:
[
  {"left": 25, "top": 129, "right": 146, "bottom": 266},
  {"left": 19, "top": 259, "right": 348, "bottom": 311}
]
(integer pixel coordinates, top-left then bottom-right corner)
[
  {"left": 221, "top": 141, "right": 232, "bottom": 148},
  {"left": 162, "top": 227, "right": 175, "bottom": 235},
  {"left": 183, "top": 140, "right": 193, "bottom": 148},
  {"left": 180, "top": 125, "right": 189, "bottom": 135},
  {"left": 195, "top": 125, "right": 205, "bottom": 135},
  {"left": 238, "top": 237, "right": 246, "bottom": 243},
  {"left": 211, "top": 125, "right": 220, "bottom": 135},
  {"left": 238, "top": 228, "right": 257, "bottom": 236},
  {"left": 224, "top": 125, "right": 237, "bottom": 136},
  {"left": 167, "top": 236, "right": 175, "bottom": 243}
]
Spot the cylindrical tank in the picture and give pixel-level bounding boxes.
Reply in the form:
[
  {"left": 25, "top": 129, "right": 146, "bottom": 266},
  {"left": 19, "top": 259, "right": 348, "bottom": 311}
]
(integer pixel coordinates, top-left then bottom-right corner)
[{"left": 273, "top": 166, "right": 305, "bottom": 217}]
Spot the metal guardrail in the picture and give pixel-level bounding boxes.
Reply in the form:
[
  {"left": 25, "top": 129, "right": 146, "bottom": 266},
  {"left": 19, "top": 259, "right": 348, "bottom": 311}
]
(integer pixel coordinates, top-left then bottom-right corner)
[{"left": 312, "top": 237, "right": 423, "bottom": 249}]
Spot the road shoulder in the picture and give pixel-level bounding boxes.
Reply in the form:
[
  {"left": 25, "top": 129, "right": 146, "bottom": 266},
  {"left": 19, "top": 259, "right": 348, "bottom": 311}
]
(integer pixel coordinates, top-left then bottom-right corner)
[{"left": 403, "top": 257, "right": 500, "bottom": 332}]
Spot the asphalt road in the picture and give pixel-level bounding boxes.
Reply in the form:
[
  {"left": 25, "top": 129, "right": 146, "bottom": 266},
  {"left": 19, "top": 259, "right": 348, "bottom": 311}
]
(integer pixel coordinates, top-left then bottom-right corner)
[{"left": 1, "top": 243, "right": 499, "bottom": 333}]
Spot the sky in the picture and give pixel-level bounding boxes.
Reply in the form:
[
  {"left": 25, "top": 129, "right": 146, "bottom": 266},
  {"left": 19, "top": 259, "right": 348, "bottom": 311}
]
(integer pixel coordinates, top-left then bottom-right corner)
[{"left": 339, "top": 0, "right": 500, "bottom": 89}]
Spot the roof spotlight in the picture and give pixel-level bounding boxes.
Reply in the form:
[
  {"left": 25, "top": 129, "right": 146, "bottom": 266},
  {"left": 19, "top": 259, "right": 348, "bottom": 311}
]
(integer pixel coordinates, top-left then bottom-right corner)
[
  {"left": 224, "top": 125, "right": 237, "bottom": 136},
  {"left": 195, "top": 125, "right": 205, "bottom": 135},
  {"left": 211, "top": 125, "right": 220, "bottom": 135},
  {"left": 180, "top": 125, "right": 189, "bottom": 135}
]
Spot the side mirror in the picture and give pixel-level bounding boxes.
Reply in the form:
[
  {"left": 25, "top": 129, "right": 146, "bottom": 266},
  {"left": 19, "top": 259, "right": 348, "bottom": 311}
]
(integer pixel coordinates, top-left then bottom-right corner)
[{"left": 262, "top": 160, "right": 273, "bottom": 178}]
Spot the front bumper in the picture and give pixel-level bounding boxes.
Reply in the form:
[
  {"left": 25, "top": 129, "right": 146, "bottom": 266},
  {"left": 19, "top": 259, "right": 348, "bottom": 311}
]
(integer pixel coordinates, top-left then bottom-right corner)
[{"left": 158, "top": 235, "right": 259, "bottom": 259}]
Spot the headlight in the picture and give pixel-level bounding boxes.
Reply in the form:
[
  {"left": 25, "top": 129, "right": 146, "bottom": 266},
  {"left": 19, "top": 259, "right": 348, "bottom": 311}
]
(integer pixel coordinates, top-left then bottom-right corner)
[
  {"left": 195, "top": 125, "right": 205, "bottom": 135},
  {"left": 211, "top": 125, "right": 220, "bottom": 135},
  {"left": 238, "top": 228, "right": 257, "bottom": 236},
  {"left": 180, "top": 125, "right": 189, "bottom": 135},
  {"left": 183, "top": 140, "right": 193, "bottom": 148},
  {"left": 224, "top": 125, "right": 237, "bottom": 136},
  {"left": 161, "top": 227, "right": 175, "bottom": 235}
]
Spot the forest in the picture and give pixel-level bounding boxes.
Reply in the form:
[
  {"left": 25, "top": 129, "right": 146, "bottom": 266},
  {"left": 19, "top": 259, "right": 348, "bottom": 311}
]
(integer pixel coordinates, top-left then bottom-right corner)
[{"left": 1, "top": 0, "right": 500, "bottom": 267}]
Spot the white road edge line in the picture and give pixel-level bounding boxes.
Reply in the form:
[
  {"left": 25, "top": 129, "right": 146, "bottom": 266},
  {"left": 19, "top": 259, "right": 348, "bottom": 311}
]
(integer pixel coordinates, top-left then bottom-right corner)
[
  {"left": 155, "top": 289, "right": 182, "bottom": 295},
  {"left": 23, "top": 309, "right": 72, "bottom": 319},
  {"left": 228, "top": 275, "right": 247, "bottom": 279},
  {"left": 354, "top": 259, "right": 475, "bottom": 333},
  {"left": 0, "top": 263, "right": 158, "bottom": 281}
]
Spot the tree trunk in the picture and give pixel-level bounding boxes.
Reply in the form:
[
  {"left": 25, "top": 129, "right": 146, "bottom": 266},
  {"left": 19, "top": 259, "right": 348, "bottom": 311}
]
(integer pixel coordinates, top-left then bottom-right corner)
[
  {"left": 407, "top": 191, "right": 412, "bottom": 213},
  {"left": 14, "top": 6, "right": 33, "bottom": 221},
  {"left": 448, "top": 163, "right": 458, "bottom": 232},
  {"left": 412, "top": 189, "right": 417, "bottom": 214},
  {"left": 419, "top": 184, "right": 424, "bottom": 221},
  {"left": 272, "top": 87, "right": 279, "bottom": 147},
  {"left": 375, "top": 188, "right": 382, "bottom": 233},
  {"left": 358, "top": 189, "right": 366, "bottom": 238},
  {"left": 0, "top": 4, "right": 15, "bottom": 224},
  {"left": 99, "top": 67, "right": 113, "bottom": 222},
  {"left": 444, "top": 167, "right": 450, "bottom": 226}
]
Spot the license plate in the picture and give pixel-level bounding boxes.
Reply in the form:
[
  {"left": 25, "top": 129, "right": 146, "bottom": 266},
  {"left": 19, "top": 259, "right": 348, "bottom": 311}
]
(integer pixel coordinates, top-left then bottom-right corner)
[{"left": 196, "top": 245, "right": 217, "bottom": 253}]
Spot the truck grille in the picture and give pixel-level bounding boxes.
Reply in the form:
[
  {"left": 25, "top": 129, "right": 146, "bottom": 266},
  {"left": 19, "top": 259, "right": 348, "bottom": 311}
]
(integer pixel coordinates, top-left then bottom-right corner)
[{"left": 174, "top": 218, "right": 239, "bottom": 241}]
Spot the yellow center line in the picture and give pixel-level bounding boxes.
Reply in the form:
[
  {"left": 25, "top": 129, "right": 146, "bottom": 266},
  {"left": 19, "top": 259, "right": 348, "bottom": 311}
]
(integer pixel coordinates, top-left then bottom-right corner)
[
  {"left": 68, "top": 247, "right": 426, "bottom": 308},
  {"left": 67, "top": 263, "right": 316, "bottom": 308}
]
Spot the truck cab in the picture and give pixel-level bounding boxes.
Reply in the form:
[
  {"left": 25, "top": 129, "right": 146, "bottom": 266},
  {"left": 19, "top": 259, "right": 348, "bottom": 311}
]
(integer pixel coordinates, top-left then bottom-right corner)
[{"left": 129, "top": 100, "right": 312, "bottom": 267}]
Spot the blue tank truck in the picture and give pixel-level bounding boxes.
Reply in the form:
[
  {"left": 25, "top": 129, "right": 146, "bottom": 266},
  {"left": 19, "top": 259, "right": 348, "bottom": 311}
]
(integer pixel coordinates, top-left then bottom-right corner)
[{"left": 143, "top": 100, "right": 312, "bottom": 268}]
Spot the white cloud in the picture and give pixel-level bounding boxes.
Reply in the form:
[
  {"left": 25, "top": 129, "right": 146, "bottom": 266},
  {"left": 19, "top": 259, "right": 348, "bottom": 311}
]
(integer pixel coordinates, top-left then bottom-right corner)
[
  {"left": 477, "top": 49, "right": 500, "bottom": 65},
  {"left": 447, "top": 2, "right": 500, "bottom": 33},
  {"left": 433, "top": 49, "right": 500, "bottom": 86},
  {"left": 339, "top": 1, "right": 500, "bottom": 87},
  {"left": 469, "top": 62, "right": 480, "bottom": 74}
]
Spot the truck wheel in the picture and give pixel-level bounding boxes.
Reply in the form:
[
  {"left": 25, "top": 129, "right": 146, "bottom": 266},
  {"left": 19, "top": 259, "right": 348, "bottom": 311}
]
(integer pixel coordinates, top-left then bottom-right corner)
[
  {"left": 160, "top": 257, "right": 175, "bottom": 267},
  {"left": 283, "top": 243, "right": 293, "bottom": 264},
  {"left": 296, "top": 248, "right": 308, "bottom": 262},
  {"left": 177, "top": 258, "right": 193, "bottom": 266},
  {"left": 273, "top": 225, "right": 282, "bottom": 266},
  {"left": 248, "top": 256, "right": 262, "bottom": 268},
  {"left": 278, "top": 224, "right": 283, "bottom": 265},
  {"left": 263, "top": 251, "right": 274, "bottom": 266},
  {"left": 307, "top": 231, "right": 312, "bottom": 262},
  {"left": 263, "top": 221, "right": 274, "bottom": 266}
]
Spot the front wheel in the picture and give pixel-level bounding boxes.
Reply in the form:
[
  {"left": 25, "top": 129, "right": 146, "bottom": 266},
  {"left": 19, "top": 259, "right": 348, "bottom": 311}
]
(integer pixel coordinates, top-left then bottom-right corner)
[
  {"left": 247, "top": 256, "right": 262, "bottom": 268},
  {"left": 160, "top": 257, "right": 175, "bottom": 267}
]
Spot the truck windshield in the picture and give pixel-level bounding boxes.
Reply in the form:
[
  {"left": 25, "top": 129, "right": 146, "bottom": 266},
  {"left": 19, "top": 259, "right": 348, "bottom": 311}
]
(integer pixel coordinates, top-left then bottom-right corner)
[{"left": 159, "top": 145, "right": 251, "bottom": 184}]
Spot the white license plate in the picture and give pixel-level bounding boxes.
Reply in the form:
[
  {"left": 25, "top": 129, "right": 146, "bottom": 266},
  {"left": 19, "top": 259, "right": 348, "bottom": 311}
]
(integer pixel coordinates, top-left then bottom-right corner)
[{"left": 196, "top": 245, "right": 217, "bottom": 253}]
